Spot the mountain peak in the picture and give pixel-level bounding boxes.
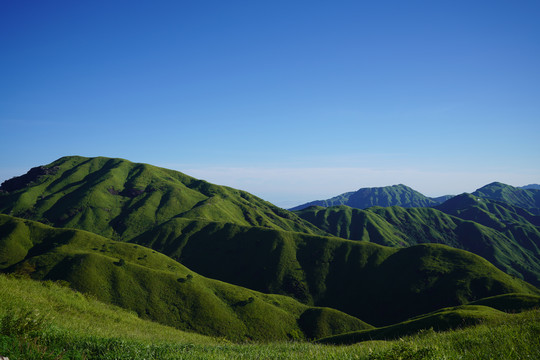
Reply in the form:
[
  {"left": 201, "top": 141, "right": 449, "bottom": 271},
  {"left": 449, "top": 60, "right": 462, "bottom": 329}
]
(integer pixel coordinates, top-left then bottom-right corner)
[
  {"left": 290, "top": 184, "right": 438, "bottom": 211},
  {"left": 472, "top": 181, "right": 540, "bottom": 214},
  {"left": 0, "top": 155, "right": 326, "bottom": 240}
]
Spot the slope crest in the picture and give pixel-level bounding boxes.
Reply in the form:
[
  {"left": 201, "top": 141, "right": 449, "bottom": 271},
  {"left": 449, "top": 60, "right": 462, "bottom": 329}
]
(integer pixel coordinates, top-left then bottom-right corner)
[{"left": 0, "top": 156, "right": 325, "bottom": 240}]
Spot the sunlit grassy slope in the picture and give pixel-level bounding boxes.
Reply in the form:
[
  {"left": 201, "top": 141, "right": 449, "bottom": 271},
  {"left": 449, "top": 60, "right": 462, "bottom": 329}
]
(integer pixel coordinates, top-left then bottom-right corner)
[
  {"left": 0, "top": 214, "right": 371, "bottom": 342},
  {"left": 0, "top": 156, "right": 325, "bottom": 240},
  {"left": 1, "top": 156, "right": 538, "bottom": 329},
  {"left": 295, "top": 201, "right": 540, "bottom": 286},
  {"left": 131, "top": 216, "right": 539, "bottom": 326},
  {"left": 1, "top": 273, "right": 539, "bottom": 359},
  {"left": 0, "top": 273, "right": 215, "bottom": 345}
]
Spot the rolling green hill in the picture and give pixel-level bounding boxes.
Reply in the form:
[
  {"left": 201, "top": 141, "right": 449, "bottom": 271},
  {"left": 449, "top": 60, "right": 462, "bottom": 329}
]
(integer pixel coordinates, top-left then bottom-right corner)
[
  {"left": 472, "top": 182, "right": 540, "bottom": 214},
  {"left": 1, "top": 156, "right": 538, "bottom": 331},
  {"left": 0, "top": 273, "right": 216, "bottom": 345},
  {"left": 289, "top": 184, "right": 441, "bottom": 211},
  {"left": 317, "top": 293, "right": 540, "bottom": 345},
  {"left": 317, "top": 305, "right": 511, "bottom": 345},
  {"left": 131, "top": 216, "right": 539, "bottom": 326},
  {"left": 2, "top": 212, "right": 536, "bottom": 331},
  {"left": 467, "top": 293, "right": 540, "bottom": 312},
  {"left": 0, "top": 156, "right": 326, "bottom": 241},
  {"left": 294, "top": 203, "right": 540, "bottom": 286},
  {"left": 2, "top": 274, "right": 539, "bottom": 359},
  {"left": 435, "top": 193, "right": 540, "bottom": 284},
  {"left": 0, "top": 214, "right": 370, "bottom": 342}
]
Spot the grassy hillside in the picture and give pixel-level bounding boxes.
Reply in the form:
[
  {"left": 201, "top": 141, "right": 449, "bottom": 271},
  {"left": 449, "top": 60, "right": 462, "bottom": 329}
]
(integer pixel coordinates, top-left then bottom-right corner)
[
  {"left": 1, "top": 157, "right": 538, "bottom": 332},
  {"left": 1, "top": 274, "right": 539, "bottom": 359},
  {"left": 0, "top": 156, "right": 325, "bottom": 241},
  {"left": 435, "top": 193, "right": 540, "bottom": 238},
  {"left": 295, "top": 203, "right": 540, "bottom": 286},
  {"left": 318, "top": 293, "right": 540, "bottom": 345},
  {"left": 472, "top": 182, "right": 540, "bottom": 214},
  {"left": 132, "top": 217, "right": 539, "bottom": 326},
  {"left": 289, "top": 184, "right": 440, "bottom": 211},
  {"left": 291, "top": 205, "right": 405, "bottom": 246},
  {"left": 0, "top": 214, "right": 371, "bottom": 342},
  {"left": 467, "top": 293, "right": 540, "bottom": 312},
  {"left": 317, "top": 305, "right": 509, "bottom": 345},
  {"left": 0, "top": 274, "right": 215, "bottom": 345},
  {"left": 435, "top": 194, "right": 540, "bottom": 284}
]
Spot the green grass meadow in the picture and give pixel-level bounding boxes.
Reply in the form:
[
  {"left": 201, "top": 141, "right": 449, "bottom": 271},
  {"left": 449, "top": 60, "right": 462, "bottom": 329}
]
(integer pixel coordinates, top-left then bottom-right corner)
[
  {"left": 1, "top": 274, "right": 539, "bottom": 359},
  {"left": 1, "top": 157, "right": 540, "bottom": 359}
]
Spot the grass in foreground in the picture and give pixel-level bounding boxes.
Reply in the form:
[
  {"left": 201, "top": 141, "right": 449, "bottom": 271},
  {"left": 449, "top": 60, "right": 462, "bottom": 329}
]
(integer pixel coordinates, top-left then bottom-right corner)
[
  {"left": 1, "top": 274, "right": 539, "bottom": 359},
  {"left": 1, "top": 309, "right": 539, "bottom": 359}
]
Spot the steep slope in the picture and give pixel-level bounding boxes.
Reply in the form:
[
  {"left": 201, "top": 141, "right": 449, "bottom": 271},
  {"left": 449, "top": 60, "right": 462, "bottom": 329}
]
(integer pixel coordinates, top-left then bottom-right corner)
[
  {"left": 289, "top": 184, "right": 440, "bottom": 211},
  {"left": 0, "top": 273, "right": 216, "bottom": 345},
  {"left": 0, "top": 156, "right": 325, "bottom": 241},
  {"left": 296, "top": 204, "right": 540, "bottom": 285},
  {"left": 1, "top": 157, "right": 538, "bottom": 328},
  {"left": 435, "top": 194, "right": 540, "bottom": 283},
  {"left": 0, "top": 214, "right": 371, "bottom": 342},
  {"left": 295, "top": 203, "right": 540, "bottom": 286},
  {"left": 131, "top": 217, "right": 539, "bottom": 326},
  {"left": 292, "top": 205, "right": 405, "bottom": 247},
  {"left": 472, "top": 182, "right": 540, "bottom": 214}
]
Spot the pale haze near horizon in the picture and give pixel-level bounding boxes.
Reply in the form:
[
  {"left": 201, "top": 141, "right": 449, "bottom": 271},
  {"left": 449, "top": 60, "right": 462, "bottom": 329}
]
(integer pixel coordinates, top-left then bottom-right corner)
[{"left": 1, "top": 1, "right": 539, "bottom": 208}]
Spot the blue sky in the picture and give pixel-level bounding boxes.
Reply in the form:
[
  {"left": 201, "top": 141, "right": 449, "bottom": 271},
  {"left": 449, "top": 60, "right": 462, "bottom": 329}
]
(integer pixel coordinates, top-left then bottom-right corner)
[{"left": 1, "top": 0, "right": 539, "bottom": 207}]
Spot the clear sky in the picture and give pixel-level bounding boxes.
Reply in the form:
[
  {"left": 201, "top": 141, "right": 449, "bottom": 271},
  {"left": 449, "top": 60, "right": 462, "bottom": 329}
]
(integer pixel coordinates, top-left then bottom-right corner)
[{"left": 1, "top": 0, "right": 539, "bottom": 207}]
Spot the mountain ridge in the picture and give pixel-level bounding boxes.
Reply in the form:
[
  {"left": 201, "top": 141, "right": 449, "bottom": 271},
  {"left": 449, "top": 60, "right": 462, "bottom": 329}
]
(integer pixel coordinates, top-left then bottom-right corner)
[
  {"left": 294, "top": 196, "right": 540, "bottom": 286},
  {"left": 1, "top": 155, "right": 539, "bottom": 335},
  {"left": 472, "top": 182, "right": 540, "bottom": 214},
  {"left": 0, "top": 156, "right": 326, "bottom": 241}
]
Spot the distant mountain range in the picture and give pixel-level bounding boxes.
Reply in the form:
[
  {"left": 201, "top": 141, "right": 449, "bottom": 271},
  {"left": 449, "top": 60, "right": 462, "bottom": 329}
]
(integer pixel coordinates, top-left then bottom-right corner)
[
  {"left": 1, "top": 155, "right": 539, "bottom": 341},
  {"left": 521, "top": 184, "right": 540, "bottom": 190},
  {"left": 289, "top": 184, "right": 446, "bottom": 211},
  {"left": 290, "top": 182, "right": 540, "bottom": 214},
  {"left": 294, "top": 194, "right": 540, "bottom": 286}
]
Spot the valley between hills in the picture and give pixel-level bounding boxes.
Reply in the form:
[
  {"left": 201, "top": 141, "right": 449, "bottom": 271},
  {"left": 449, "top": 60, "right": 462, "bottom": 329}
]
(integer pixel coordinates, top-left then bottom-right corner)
[{"left": 1, "top": 155, "right": 539, "bottom": 359}]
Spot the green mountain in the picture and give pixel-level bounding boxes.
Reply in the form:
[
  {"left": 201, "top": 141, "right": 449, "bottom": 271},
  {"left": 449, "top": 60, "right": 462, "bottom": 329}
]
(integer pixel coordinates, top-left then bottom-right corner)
[
  {"left": 294, "top": 202, "right": 540, "bottom": 286},
  {"left": 1, "top": 156, "right": 538, "bottom": 331},
  {"left": 289, "top": 184, "right": 441, "bottom": 211},
  {"left": 472, "top": 182, "right": 540, "bottom": 214},
  {"left": 2, "top": 275, "right": 539, "bottom": 359},
  {"left": 0, "top": 214, "right": 370, "bottom": 342},
  {"left": 0, "top": 156, "right": 325, "bottom": 240},
  {"left": 2, "top": 214, "right": 536, "bottom": 331},
  {"left": 132, "top": 217, "right": 539, "bottom": 326}
]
